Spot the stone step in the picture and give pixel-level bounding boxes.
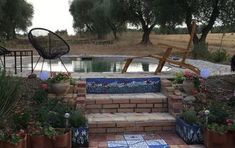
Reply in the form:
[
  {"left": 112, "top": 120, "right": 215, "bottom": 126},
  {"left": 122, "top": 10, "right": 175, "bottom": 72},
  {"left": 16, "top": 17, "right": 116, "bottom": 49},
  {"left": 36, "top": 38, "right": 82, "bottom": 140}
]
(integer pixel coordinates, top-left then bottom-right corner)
[
  {"left": 87, "top": 113, "right": 175, "bottom": 134},
  {"left": 85, "top": 93, "right": 168, "bottom": 113}
]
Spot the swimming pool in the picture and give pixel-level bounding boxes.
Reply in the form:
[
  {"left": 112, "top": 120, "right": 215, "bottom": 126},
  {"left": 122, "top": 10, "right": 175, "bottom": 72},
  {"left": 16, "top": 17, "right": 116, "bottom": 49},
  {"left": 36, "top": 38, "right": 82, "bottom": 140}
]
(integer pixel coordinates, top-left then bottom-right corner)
[{"left": 30, "top": 56, "right": 171, "bottom": 73}]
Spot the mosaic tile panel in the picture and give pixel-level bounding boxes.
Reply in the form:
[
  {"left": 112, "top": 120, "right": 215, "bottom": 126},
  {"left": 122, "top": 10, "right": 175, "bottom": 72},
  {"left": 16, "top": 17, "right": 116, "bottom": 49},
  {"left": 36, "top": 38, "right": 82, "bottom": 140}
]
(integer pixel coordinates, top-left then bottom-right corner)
[
  {"left": 108, "top": 134, "right": 170, "bottom": 148},
  {"left": 108, "top": 140, "right": 128, "bottom": 148},
  {"left": 86, "top": 77, "right": 161, "bottom": 94}
]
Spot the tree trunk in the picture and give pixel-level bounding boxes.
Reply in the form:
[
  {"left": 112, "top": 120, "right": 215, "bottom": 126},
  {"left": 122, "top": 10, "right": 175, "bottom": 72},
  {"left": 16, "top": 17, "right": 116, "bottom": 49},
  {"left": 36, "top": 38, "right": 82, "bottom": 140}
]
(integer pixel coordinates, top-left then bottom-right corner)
[
  {"left": 140, "top": 29, "right": 151, "bottom": 45},
  {"left": 112, "top": 29, "right": 118, "bottom": 40}
]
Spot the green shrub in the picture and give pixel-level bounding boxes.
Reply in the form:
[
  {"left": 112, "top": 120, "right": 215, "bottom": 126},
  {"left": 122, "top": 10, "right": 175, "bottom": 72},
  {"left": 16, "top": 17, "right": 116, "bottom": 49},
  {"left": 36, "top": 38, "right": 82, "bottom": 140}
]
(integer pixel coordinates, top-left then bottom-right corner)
[
  {"left": 209, "top": 48, "right": 229, "bottom": 63},
  {"left": 192, "top": 42, "right": 210, "bottom": 60},
  {"left": 207, "top": 123, "right": 227, "bottom": 134},
  {"left": 208, "top": 102, "right": 232, "bottom": 124},
  {"left": 173, "top": 72, "right": 184, "bottom": 84},
  {"left": 70, "top": 110, "right": 87, "bottom": 127},
  {"left": 13, "top": 112, "right": 30, "bottom": 130},
  {"left": 182, "top": 110, "right": 197, "bottom": 124},
  {"left": 0, "top": 70, "right": 21, "bottom": 123},
  {"left": 33, "top": 89, "right": 48, "bottom": 104}
]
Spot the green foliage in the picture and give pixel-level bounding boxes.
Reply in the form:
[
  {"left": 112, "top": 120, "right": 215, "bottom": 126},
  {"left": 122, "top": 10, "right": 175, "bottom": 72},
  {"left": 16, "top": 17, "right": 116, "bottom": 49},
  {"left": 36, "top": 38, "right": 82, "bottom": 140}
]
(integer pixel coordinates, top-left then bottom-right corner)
[
  {"left": 182, "top": 110, "right": 198, "bottom": 125},
  {"left": 70, "top": 110, "right": 87, "bottom": 127},
  {"left": 173, "top": 72, "right": 184, "bottom": 84},
  {"left": 0, "top": 131, "right": 22, "bottom": 144},
  {"left": 155, "top": 0, "right": 184, "bottom": 33},
  {"left": 33, "top": 89, "right": 48, "bottom": 104},
  {"left": 191, "top": 42, "right": 210, "bottom": 59},
  {"left": 177, "top": 0, "right": 235, "bottom": 43},
  {"left": 227, "top": 96, "right": 235, "bottom": 108},
  {"left": 48, "top": 73, "right": 71, "bottom": 83},
  {"left": 13, "top": 112, "right": 30, "bottom": 130},
  {"left": 209, "top": 48, "right": 229, "bottom": 63},
  {"left": 0, "top": 70, "right": 21, "bottom": 123},
  {"left": 208, "top": 102, "right": 232, "bottom": 125},
  {"left": 43, "top": 125, "right": 56, "bottom": 138},
  {"left": 37, "top": 99, "right": 72, "bottom": 128},
  {"left": 0, "top": 0, "right": 33, "bottom": 40},
  {"left": 207, "top": 123, "right": 227, "bottom": 134},
  {"left": 29, "top": 122, "right": 56, "bottom": 137},
  {"left": 70, "top": 0, "right": 127, "bottom": 39}
]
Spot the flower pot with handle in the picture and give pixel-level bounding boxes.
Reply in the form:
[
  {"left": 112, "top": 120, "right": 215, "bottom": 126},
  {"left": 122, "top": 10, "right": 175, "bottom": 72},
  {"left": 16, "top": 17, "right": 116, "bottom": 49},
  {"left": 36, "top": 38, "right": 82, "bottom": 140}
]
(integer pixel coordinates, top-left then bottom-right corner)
[
  {"left": 50, "top": 81, "right": 70, "bottom": 96},
  {"left": 182, "top": 80, "right": 195, "bottom": 94}
]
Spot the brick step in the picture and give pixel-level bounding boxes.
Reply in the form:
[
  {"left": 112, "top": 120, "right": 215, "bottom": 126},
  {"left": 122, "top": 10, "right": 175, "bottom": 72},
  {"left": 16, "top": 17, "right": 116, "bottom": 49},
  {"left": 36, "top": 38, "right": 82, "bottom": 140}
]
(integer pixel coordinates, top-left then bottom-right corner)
[
  {"left": 85, "top": 93, "right": 168, "bottom": 113},
  {"left": 87, "top": 113, "right": 175, "bottom": 134}
]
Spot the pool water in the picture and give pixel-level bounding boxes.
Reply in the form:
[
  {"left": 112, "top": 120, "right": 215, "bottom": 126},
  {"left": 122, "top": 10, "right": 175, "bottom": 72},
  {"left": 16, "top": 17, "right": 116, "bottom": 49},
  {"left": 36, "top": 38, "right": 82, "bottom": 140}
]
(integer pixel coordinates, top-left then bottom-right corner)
[{"left": 31, "top": 56, "right": 171, "bottom": 73}]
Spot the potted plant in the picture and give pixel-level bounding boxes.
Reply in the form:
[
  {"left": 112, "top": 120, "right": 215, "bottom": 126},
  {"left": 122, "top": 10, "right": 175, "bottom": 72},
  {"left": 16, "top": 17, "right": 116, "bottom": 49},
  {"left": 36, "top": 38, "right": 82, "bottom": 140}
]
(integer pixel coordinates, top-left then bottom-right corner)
[
  {"left": 181, "top": 71, "right": 204, "bottom": 94},
  {"left": 47, "top": 107, "right": 72, "bottom": 147},
  {"left": 176, "top": 109, "right": 203, "bottom": 144},
  {"left": 48, "top": 72, "right": 71, "bottom": 96},
  {"left": 227, "top": 120, "right": 235, "bottom": 147},
  {"left": 70, "top": 110, "right": 88, "bottom": 147},
  {"left": 28, "top": 122, "right": 56, "bottom": 148},
  {"left": 204, "top": 101, "right": 234, "bottom": 148},
  {"left": 0, "top": 129, "right": 26, "bottom": 148}
]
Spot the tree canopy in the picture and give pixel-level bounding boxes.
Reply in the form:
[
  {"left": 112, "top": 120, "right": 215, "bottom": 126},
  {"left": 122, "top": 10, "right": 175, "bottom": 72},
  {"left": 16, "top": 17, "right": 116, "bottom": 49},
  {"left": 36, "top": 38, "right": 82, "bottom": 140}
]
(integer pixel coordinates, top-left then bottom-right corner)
[
  {"left": 70, "top": 0, "right": 128, "bottom": 40},
  {"left": 0, "top": 0, "right": 33, "bottom": 40},
  {"left": 177, "top": 0, "right": 235, "bottom": 44}
]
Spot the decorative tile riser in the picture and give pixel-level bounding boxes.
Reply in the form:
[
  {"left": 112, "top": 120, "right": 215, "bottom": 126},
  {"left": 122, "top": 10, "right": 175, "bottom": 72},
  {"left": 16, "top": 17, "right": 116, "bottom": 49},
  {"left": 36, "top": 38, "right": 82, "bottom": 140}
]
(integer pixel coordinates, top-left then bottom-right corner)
[
  {"left": 86, "top": 77, "right": 161, "bottom": 94},
  {"left": 85, "top": 99, "right": 167, "bottom": 113},
  {"left": 88, "top": 121, "right": 175, "bottom": 134}
]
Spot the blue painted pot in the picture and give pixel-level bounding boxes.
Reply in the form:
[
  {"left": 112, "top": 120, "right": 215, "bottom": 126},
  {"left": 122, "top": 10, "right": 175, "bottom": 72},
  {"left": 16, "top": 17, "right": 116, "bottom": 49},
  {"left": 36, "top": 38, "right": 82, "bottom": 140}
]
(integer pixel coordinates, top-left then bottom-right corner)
[
  {"left": 176, "top": 117, "right": 203, "bottom": 144},
  {"left": 72, "top": 126, "right": 89, "bottom": 147}
]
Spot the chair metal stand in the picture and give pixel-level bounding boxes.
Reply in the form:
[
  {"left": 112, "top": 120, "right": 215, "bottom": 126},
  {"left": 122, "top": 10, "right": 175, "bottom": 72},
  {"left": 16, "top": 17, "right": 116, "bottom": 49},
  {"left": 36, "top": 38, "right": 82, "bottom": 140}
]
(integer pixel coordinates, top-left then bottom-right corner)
[
  {"left": 28, "top": 28, "right": 70, "bottom": 75},
  {"left": 32, "top": 56, "right": 68, "bottom": 74}
]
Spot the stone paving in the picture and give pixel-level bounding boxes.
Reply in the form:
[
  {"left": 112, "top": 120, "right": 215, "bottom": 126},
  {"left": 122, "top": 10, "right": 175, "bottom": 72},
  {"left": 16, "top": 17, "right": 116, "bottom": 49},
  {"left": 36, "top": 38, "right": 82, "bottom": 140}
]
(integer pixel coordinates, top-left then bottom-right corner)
[
  {"left": 89, "top": 133, "right": 205, "bottom": 148},
  {"left": 3, "top": 55, "right": 234, "bottom": 78}
]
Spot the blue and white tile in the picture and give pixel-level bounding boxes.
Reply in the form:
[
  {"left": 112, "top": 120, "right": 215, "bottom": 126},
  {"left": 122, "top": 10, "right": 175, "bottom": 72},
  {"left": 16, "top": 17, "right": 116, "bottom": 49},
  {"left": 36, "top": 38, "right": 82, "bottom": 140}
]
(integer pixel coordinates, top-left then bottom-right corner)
[
  {"left": 146, "top": 139, "right": 169, "bottom": 148},
  {"left": 108, "top": 140, "right": 128, "bottom": 148},
  {"left": 124, "top": 134, "right": 144, "bottom": 141},
  {"left": 128, "top": 141, "right": 149, "bottom": 148}
]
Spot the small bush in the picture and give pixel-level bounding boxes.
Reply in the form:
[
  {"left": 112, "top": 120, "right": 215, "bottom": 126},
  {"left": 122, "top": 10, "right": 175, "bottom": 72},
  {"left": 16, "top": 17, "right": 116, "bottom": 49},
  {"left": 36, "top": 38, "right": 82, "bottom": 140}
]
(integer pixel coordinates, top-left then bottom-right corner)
[
  {"left": 33, "top": 89, "right": 48, "bottom": 104},
  {"left": 182, "top": 110, "right": 197, "bottom": 125},
  {"left": 209, "top": 48, "right": 229, "bottom": 63},
  {"left": 70, "top": 110, "right": 87, "bottom": 127},
  {"left": 191, "top": 42, "right": 210, "bottom": 60}
]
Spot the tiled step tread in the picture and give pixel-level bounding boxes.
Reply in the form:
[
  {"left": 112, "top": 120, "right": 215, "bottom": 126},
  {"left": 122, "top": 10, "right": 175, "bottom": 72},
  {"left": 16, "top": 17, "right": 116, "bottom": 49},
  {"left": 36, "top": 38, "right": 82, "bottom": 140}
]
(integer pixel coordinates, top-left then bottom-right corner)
[
  {"left": 87, "top": 113, "right": 175, "bottom": 134},
  {"left": 86, "top": 93, "right": 167, "bottom": 100},
  {"left": 86, "top": 113, "right": 175, "bottom": 123}
]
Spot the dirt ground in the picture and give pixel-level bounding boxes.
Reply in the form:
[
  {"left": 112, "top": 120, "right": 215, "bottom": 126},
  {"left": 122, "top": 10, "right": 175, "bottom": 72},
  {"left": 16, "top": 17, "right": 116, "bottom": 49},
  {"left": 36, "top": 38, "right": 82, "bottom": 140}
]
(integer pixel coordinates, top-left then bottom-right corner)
[{"left": 3, "top": 32, "right": 235, "bottom": 56}]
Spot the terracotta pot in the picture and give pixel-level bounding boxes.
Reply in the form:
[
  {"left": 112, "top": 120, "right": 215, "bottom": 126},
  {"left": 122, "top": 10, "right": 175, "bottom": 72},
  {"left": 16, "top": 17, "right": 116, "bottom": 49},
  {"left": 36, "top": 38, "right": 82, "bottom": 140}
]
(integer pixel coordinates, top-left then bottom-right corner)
[
  {"left": 211, "top": 131, "right": 227, "bottom": 145},
  {"left": 205, "top": 129, "right": 229, "bottom": 148},
  {"left": 227, "top": 131, "right": 235, "bottom": 148},
  {"left": 2, "top": 134, "right": 26, "bottom": 148},
  {"left": 30, "top": 135, "right": 45, "bottom": 148},
  {"left": 50, "top": 81, "right": 70, "bottom": 96},
  {"left": 182, "top": 80, "right": 194, "bottom": 94},
  {"left": 53, "top": 130, "right": 70, "bottom": 148},
  {"left": 2, "top": 139, "right": 24, "bottom": 148}
]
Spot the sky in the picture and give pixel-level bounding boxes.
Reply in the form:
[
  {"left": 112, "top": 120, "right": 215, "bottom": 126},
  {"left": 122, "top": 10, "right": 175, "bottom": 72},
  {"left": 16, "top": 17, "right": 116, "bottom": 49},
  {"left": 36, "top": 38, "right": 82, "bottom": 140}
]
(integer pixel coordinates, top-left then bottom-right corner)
[{"left": 27, "top": 0, "right": 75, "bottom": 35}]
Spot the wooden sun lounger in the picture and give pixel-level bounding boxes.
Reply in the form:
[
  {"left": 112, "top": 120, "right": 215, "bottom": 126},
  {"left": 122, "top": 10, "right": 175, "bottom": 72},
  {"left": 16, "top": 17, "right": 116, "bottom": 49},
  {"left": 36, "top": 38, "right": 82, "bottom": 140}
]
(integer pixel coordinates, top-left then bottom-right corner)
[{"left": 122, "top": 21, "right": 200, "bottom": 75}]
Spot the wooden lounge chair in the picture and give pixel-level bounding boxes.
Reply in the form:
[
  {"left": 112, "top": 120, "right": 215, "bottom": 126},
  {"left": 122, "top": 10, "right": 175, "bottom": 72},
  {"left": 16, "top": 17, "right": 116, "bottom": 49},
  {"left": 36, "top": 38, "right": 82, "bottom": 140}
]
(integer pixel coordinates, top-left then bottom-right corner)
[{"left": 122, "top": 21, "right": 200, "bottom": 75}]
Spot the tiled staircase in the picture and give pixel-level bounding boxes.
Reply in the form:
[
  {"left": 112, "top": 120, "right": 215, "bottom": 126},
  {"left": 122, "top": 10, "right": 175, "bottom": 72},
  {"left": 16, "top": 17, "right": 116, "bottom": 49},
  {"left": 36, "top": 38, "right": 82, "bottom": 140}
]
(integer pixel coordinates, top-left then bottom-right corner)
[{"left": 83, "top": 78, "right": 177, "bottom": 135}]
